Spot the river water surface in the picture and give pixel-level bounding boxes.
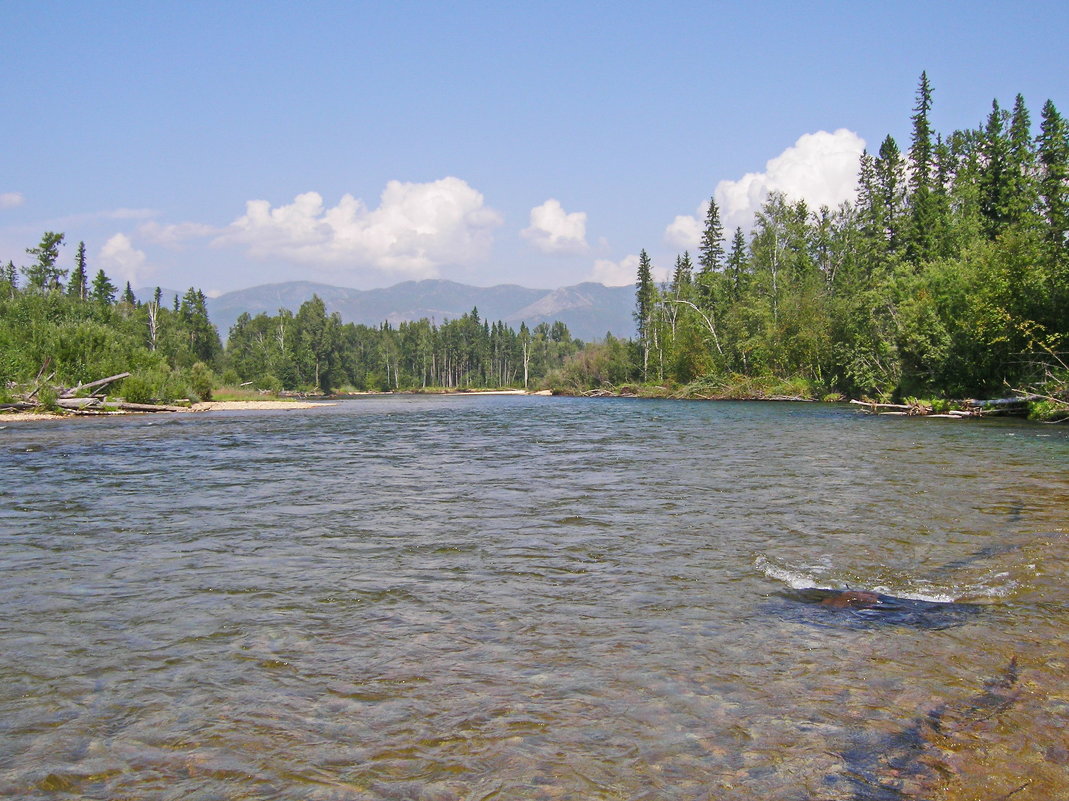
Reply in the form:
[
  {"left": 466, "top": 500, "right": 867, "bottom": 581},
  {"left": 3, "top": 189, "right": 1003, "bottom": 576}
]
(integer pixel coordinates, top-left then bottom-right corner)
[{"left": 1, "top": 396, "right": 1067, "bottom": 800}]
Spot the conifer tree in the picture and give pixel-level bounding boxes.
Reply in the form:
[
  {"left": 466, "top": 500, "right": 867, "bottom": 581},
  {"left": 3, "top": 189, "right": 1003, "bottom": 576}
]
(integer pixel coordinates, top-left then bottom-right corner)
[
  {"left": 90, "top": 269, "right": 117, "bottom": 305},
  {"left": 907, "top": 72, "right": 937, "bottom": 263},
  {"left": 23, "top": 231, "right": 67, "bottom": 291},
  {"left": 634, "top": 249, "right": 655, "bottom": 380},
  {"left": 979, "top": 99, "right": 1012, "bottom": 238},
  {"left": 698, "top": 198, "right": 725, "bottom": 274},
  {"left": 121, "top": 281, "right": 136, "bottom": 305},
  {"left": 725, "top": 227, "right": 748, "bottom": 299},
  {"left": 1006, "top": 94, "right": 1038, "bottom": 228},
  {"left": 875, "top": 136, "right": 907, "bottom": 257},
  {"left": 1038, "top": 100, "right": 1069, "bottom": 254},
  {"left": 67, "top": 241, "right": 88, "bottom": 300}
]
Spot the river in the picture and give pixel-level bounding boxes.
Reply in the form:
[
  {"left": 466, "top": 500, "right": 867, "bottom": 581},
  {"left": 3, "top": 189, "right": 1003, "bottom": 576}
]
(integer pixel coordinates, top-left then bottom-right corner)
[{"left": 1, "top": 396, "right": 1067, "bottom": 800}]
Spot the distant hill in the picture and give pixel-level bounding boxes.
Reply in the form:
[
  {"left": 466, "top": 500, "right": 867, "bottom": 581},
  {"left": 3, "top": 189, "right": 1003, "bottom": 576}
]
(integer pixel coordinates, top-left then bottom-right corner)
[{"left": 142, "top": 279, "right": 638, "bottom": 343}]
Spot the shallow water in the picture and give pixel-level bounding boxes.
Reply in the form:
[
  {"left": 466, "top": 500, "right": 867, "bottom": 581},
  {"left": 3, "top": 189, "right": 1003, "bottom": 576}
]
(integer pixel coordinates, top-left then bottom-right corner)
[{"left": 1, "top": 396, "right": 1067, "bottom": 800}]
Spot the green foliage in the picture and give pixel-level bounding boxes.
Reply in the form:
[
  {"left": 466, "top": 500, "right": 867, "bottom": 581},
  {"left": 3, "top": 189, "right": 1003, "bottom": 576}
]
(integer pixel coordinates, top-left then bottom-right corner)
[
  {"left": 22, "top": 232, "right": 67, "bottom": 292},
  {"left": 189, "top": 362, "right": 215, "bottom": 401},
  {"left": 605, "top": 75, "right": 1069, "bottom": 404},
  {"left": 120, "top": 368, "right": 194, "bottom": 404},
  {"left": 35, "top": 385, "right": 58, "bottom": 410}
]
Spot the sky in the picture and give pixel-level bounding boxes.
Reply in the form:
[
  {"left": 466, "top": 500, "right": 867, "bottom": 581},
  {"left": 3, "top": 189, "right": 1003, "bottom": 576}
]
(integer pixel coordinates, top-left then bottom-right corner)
[{"left": 2, "top": 1, "right": 1067, "bottom": 296}]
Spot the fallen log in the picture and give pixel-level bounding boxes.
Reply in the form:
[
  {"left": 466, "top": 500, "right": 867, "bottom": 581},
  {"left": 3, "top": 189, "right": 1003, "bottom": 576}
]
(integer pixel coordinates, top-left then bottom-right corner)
[
  {"left": 61, "top": 372, "right": 131, "bottom": 398},
  {"left": 57, "top": 397, "right": 103, "bottom": 410},
  {"left": 964, "top": 395, "right": 1040, "bottom": 409}
]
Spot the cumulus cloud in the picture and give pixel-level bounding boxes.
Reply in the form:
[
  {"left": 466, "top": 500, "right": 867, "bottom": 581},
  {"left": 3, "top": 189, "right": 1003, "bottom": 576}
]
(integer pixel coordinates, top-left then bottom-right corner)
[
  {"left": 99, "top": 233, "right": 149, "bottom": 285},
  {"left": 521, "top": 199, "right": 589, "bottom": 254},
  {"left": 664, "top": 207, "right": 706, "bottom": 249},
  {"left": 217, "top": 177, "right": 503, "bottom": 278},
  {"left": 589, "top": 255, "right": 638, "bottom": 287},
  {"left": 0, "top": 192, "right": 25, "bottom": 209},
  {"left": 664, "top": 128, "right": 866, "bottom": 246}
]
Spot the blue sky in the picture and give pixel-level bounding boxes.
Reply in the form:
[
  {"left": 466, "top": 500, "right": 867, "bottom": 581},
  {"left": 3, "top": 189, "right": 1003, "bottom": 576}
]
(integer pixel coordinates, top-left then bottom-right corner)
[{"left": 2, "top": 1, "right": 1067, "bottom": 295}]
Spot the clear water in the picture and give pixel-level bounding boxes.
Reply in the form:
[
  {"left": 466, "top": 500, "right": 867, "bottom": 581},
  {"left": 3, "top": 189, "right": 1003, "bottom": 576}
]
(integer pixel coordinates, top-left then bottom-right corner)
[{"left": 1, "top": 396, "right": 1067, "bottom": 800}]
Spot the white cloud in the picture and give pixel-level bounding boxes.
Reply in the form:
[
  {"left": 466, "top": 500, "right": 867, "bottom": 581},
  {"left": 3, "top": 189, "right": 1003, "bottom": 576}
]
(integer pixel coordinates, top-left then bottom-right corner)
[
  {"left": 139, "top": 220, "right": 219, "bottom": 248},
  {"left": 664, "top": 205, "right": 706, "bottom": 249},
  {"left": 217, "top": 177, "right": 503, "bottom": 278},
  {"left": 106, "top": 208, "right": 157, "bottom": 220},
  {"left": 99, "top": 233, "right": 149, "bottom": 286},
  {"left": 664, "top": 128, "right": 866, "bottom": 246},
  {"left": 0, "top": 192, "right": 25, "bottom": 209},
  {"left": 521, "top": 199, "right": 589, "bottom": 254},
  {"left": 590, "top": 255, "right": 640, "bottom": 287}
]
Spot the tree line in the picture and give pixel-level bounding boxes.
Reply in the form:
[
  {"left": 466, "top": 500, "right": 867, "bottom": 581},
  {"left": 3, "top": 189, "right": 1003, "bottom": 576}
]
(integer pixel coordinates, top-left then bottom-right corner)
[
  {"left": 628, "top": 73, "right": 1068, "bottom": 400},
  {"left": 225, "top": 302, "right": 584, "bottom": 392},
  {"left": 4, "top": 74, "right": 1066, "bottom": 406},
  {"left": 0, "top": 233, "right": 587, "bottom": 399}
]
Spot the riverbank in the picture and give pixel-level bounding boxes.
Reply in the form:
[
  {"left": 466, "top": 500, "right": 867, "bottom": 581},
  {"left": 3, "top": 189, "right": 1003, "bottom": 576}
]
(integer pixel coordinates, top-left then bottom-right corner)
[{"left": 0, "top": 399, "right": 335, "bottom": 422}]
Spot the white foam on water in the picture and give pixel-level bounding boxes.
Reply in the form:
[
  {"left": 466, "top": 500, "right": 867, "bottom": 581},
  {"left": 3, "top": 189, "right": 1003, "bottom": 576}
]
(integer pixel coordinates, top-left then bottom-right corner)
[
  {"left": 755, "top": 554, "right": 1019, "bottom": 604},
  {"left": 754, "top": 554, "right": 839, "bottom": 590}
]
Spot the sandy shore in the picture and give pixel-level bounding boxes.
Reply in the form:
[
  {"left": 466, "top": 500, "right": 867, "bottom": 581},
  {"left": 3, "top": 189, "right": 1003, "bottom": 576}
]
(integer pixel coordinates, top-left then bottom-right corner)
[
  {"left": 0, "top": 393, "right": 553, "bottom": 423},
  {"left": 190, "top": 400, "right": 335, "bottom": 411},
  {"left": 0, "top": 399, "right": 337, "bottom": 422}
]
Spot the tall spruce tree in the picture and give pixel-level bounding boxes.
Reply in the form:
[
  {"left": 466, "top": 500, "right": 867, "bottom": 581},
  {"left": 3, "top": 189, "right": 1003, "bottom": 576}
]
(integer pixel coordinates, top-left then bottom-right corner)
[
  {"left": 67, "top": 241, "right": 88, "bottom": 300},
  {"left": 90, "top": 269, "right": 117, "bottom": 305},
  {"left": 907, "top": 72, "right": 937, "bottom": 264},
  {"left": 1038, "top": 100, "right": 1069, "bottom": 254},
  {"left": 1006, "top": 94, "right": 1038, "bottom": 229},
  {"left": 634, "top": 249, "right": 656, "bottom": 380},
  {"left": 978, "top": 99, "right": 1012, "bottom": 238},
  {"left": 875, "top": 137, "right": 907, "bottom": 258}
]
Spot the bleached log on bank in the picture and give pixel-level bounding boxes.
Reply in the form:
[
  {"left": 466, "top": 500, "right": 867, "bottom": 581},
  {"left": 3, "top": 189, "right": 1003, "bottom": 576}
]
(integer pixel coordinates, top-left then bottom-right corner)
[
  {"left": 60, "top": 372, "right": 131, "bottom": 398},
  {"left": 56, "top": 397, "right": 103, "bottom": 410}
]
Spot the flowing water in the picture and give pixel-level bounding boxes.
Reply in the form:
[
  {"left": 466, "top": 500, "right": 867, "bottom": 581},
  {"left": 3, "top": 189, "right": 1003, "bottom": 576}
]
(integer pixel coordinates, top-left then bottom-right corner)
[{"left": 1, "top": 396, "right": 1067, "bottom": 800}]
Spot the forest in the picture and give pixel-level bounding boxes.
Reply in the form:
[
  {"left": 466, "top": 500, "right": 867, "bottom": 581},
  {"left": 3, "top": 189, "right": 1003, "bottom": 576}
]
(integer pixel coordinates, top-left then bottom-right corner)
[
  {"left": 1, "top": 74, "right": 1066, "bottom": 412},
  {"left": 632, "top": 73, "right": 1068, "bottom": 406}
]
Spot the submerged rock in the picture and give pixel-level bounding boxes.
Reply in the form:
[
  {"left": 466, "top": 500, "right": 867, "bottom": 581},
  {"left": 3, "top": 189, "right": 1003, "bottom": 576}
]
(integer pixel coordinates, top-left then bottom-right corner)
[{"left": 772, "top": 588, "right": 981, "bottom": 630}]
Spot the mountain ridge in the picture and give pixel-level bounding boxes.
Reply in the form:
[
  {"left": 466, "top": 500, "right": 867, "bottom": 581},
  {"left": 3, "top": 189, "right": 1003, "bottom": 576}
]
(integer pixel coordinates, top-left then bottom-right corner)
[{"left": 145, "top": 279, "right": 638, "bottom": 342}]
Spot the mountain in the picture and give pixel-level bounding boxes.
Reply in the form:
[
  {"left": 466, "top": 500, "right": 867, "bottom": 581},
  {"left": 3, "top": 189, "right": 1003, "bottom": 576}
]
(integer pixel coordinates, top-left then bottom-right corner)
[{"left": 195, "top": 279, "right": 637, "bottom": 342}]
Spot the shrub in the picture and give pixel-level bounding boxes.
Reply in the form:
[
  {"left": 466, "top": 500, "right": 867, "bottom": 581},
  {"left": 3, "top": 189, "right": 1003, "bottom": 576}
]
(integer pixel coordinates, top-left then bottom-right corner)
[
  {"left": 35, "top": 385, "right": 58, "bottom": 410},
  {"left": 189, "top": 362, "right": 215, "bottom": 402}
]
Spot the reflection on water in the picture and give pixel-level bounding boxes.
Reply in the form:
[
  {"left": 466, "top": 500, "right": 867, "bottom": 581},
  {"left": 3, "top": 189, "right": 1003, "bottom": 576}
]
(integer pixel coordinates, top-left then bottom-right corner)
[{"left": 1, "top": 397, "right": 1067, "bottom": 800}]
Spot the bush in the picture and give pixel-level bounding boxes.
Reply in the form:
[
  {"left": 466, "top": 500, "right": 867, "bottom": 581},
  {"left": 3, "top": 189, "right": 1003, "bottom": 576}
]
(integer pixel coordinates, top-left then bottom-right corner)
[
  {"left": 189, "top": 362, "right": 215, "bottom": 402},
  {"left": 256, "top": 373, "right": 282, "bottom": 393},
  {"left": 35, "top": 385, "right": 58, "bottom": 411},
  {"left": 120, "top": 368, "right": 195, "bottom": 404},
  {"left": 120, "top": 374, "right": 155, "bottom": 404}
]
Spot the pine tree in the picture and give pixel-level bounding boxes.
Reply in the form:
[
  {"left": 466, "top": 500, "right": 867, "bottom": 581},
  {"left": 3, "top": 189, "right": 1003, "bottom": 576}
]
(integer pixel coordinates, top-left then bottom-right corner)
[
  {"left": 698, "top": 198, "right": 725, "bottom": 274},
  {"left": 90, "top": 269, "right": 117, "bottom": 305},
  {"left": 634, "top": 249, "right": 656, "bottom": 380},
  {"left": 67, "top": 241, "right": 88, "bottom": 300},
  {"left": 671, "top": 251, "right": 693, "bottom": 296},
  {"left": 978, "top": 99, "right": 1012, "bottom": 238},
  {"left": 875, "top": 136, "right": 907, "bottom": 257},
  {"left": 121, "top": 281, "right": 136, "bottom": 305},
  {"left": 907, "top": 72, "right": 937, "bottom": 264},
  {"left": 1006, "top": 94, "right": 1038, "bottom": 228},
  {"left": 1038, "top": 99, "right": 1069, "bottom": 253},
  {"left": 725, "top": 227, "right": 748, "bottom": 299},
  {"left": 23, "top": 231, "right": 67, "bottom": 291}
]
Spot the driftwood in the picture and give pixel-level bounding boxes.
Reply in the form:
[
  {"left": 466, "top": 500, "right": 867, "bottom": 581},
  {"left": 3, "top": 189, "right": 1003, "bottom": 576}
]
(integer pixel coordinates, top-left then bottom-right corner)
[
  {"left": 57, "top": 397, "right": 103, "bottom": 410},
  {"left": 61, "top": 372, "right": 130, "bottom": 398},
  {"left": 852, "top": 395, "right": 1042, "bottom": 418}
]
